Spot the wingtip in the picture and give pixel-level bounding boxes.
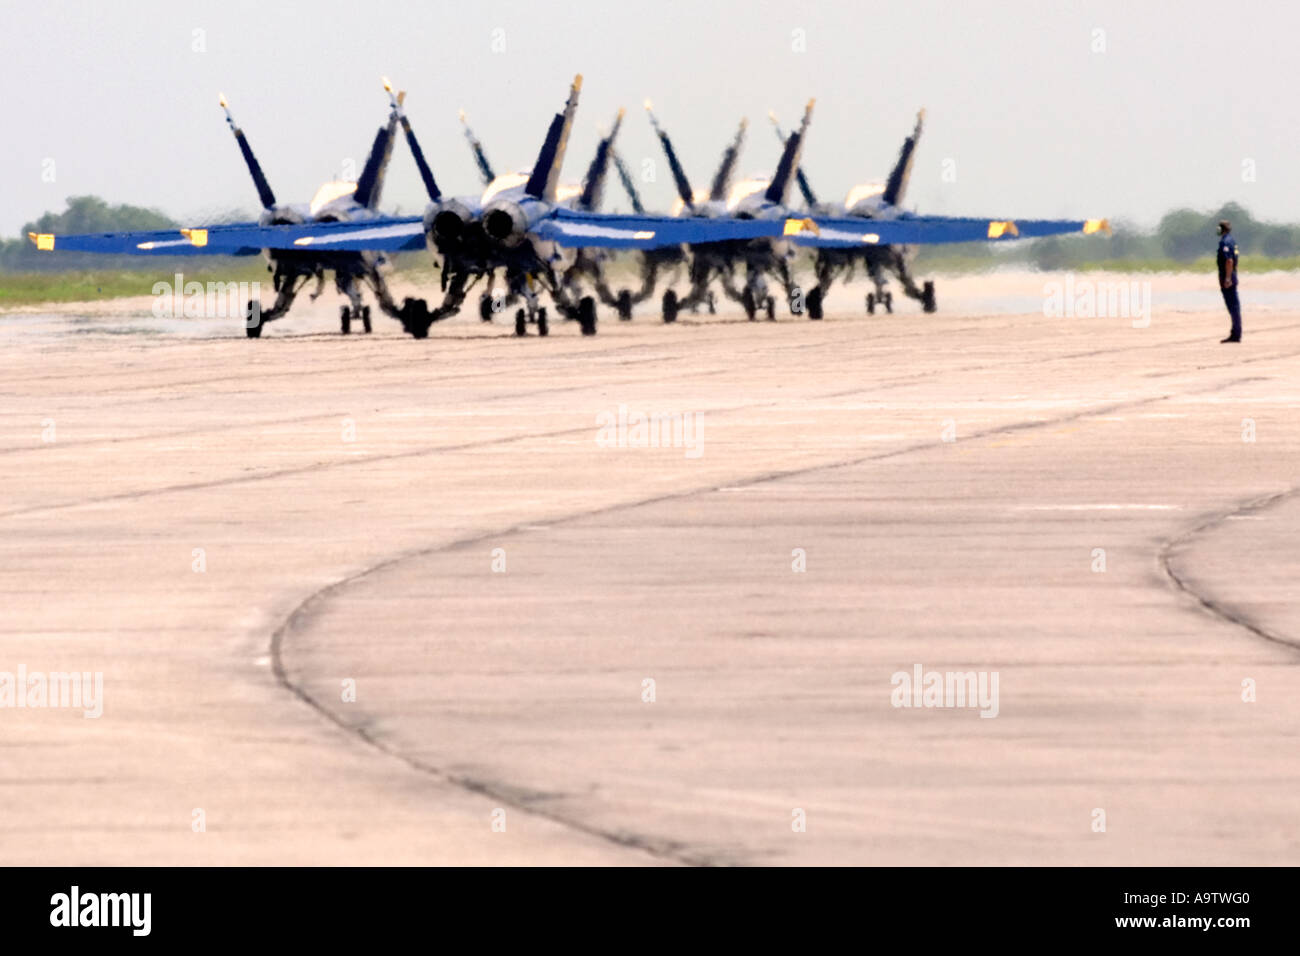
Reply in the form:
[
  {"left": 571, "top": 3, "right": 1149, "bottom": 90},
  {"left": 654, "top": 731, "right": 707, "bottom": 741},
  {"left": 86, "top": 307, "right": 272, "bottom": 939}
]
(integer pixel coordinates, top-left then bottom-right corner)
[
  {"left": 382, "top": 76, "right": 392, "bottom": 92},
  {"left": 573, "top": 74, "right": 583, "bottom": 91},
  {"left": 768, "top": 110, "right": 779, "bottom": 123},
  {"left": 1083, "top": 218, "right": 1112, "bottom": 236},
  {"left": 459, "top": 108, "right": 467, "bottom": 123},
  {"left": 218, "top": 92, "right": 227, "bottom": 109},
  {"left": 643, "top": 98, "right": 653, "bottom": 112}
]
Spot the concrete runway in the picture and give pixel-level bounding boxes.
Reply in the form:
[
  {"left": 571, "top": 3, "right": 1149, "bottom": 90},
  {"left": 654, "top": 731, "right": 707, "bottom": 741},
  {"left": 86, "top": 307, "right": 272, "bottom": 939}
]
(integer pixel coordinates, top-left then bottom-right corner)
[{"left": 2, "top": 272, "right": 1298, "bottom": 865}]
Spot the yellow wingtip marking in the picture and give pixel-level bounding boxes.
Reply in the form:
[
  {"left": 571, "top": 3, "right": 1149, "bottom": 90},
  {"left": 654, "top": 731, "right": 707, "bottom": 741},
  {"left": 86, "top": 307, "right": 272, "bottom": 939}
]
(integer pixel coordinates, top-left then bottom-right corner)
[
  {"left": 382, "top": 76, "right": 392, "bottom": 92},
  {"left": 218, "top": 93, "right": 227, "bottom": 108},
  {"left": 573, "top": 74, "right": 583, "bottom": 91},
  {"left": 1083, "top": 218, "right": 1111, "bottom": 235},
  {"left": 181, "top": 228, "right": 208, "bottom": 247},
  {"left": 29, "top": 232, "right": 55, "bottom": 251},
  {"left": 987, "top": 220, "right": 1019, "bottom": 239},
  {"left": 783, "top": 218, "right": 820, "bottom": 236}
]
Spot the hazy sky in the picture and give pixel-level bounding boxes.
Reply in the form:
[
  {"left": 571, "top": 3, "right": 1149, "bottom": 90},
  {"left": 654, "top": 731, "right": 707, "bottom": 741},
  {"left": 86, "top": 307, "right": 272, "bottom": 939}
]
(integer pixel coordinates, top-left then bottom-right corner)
[{"left": 3, "top": 0, "right": 1297, "bottom": 235}]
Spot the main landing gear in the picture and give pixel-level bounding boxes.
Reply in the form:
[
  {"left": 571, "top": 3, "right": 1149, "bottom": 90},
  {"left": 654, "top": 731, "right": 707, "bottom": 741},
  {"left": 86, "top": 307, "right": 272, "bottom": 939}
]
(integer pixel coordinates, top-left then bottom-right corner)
[{"left": 340, "top": 304, "right": 372, "bottom": 335}]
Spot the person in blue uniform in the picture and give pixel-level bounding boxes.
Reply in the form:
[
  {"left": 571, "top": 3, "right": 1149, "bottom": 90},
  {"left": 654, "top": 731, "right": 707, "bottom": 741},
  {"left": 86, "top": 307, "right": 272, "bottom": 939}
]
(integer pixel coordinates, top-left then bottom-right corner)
[{"left": 1217, "top": 220, "right": 1241, "bottom": 343}]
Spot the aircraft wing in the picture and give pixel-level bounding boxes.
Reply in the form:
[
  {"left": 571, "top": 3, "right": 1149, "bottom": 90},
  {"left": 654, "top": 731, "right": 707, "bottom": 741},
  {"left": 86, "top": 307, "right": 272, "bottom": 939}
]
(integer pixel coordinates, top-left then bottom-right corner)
[
  {"left": 187, "top": 218, "right": 427, "bottom": 253},
  {"left": 28, "top": 218, "right": 429, "bottom": 256},
  {"left": 534, "top": 210, "right": 795, "bottom": 249},
  {"left": 27, "top": 227, "right": 262, "bottom": 256},
  {"left": 794, "top": 215, "right": 1108, "bottom": 248}
]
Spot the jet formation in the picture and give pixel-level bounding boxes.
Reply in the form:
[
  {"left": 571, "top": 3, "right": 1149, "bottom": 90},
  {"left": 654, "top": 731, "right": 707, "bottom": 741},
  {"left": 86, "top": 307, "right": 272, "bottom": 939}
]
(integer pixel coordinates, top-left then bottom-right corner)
[{"left": 30, "top": 76, "right": 1109, "bottom": 338}]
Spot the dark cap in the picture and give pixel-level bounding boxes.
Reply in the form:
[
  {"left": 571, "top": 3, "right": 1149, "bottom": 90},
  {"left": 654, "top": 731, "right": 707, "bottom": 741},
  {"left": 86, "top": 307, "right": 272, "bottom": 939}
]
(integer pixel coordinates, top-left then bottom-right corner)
[{"left": 1218, "top": 219, "right": 1231, "bottom": 234}]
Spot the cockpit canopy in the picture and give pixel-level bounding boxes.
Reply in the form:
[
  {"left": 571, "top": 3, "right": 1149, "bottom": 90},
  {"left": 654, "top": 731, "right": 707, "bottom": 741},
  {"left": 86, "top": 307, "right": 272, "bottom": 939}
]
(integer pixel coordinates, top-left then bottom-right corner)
[
  {"left": 309, "top": 181, "right": 359, "bottom": 216},
  {"left": 727, "top": 178, "right": 770, "bottom": 209},
  {"left": 844, "top": 182, "right": 886, "bottom": 210}
]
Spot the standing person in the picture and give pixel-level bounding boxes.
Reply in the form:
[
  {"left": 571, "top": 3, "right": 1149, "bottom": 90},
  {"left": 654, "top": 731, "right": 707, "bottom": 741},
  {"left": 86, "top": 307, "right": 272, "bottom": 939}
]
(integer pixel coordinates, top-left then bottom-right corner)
[{"left": 1217, "top": 220, "right": 1241, "bottom": 343}]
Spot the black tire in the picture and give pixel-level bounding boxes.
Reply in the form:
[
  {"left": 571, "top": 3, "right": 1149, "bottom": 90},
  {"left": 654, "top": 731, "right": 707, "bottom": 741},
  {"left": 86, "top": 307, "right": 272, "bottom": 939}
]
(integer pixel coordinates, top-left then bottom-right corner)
[
  {"left": 866, "top": 292, "right": 876, "bottom": 315},
  {"left": 662, "top": 289, "right": 678, "bottom": 324},
  {"left": 538, "top": 308, "right": 549, "bottom": 337},
  {"left": 515, "top": 309, "right": 527, "bottom": 337},
  {"left": 244, "top": 300, "right": 263, "bottom": 339},
  {"left": 400, "top": 297, "right": 431, "bottom": 339},
  {"left": 707, "top": 291, "right": 717, "bottom": 315},
  {"left": 617, "top": 289, "right": 633, "bottom": 320},
  {"left": 361, "top": 305, "right": 372, "bottom": 334},
  {"left": 578, "top": 296, "right": 597, "bottom": 336},
  {"left": 742, "top": 288, "right": 757, "bottom": 321},
  {"left": 766, "top": 296, "right": 776, "bottom": 321},
  {"left": 806, "top": 287, "right": 823, "bottom": 320},
  {"left": 922, "top": 280, "right": 937, "bottom": 313},
  {"left": 884, "top": 291, "right": 893, "bottom": 314},
  {"left": 340, "top": 306, "right": 351, "bottom": 335},
  {"left": 479, "top": 293, "right": 495, "bottom": 322}
]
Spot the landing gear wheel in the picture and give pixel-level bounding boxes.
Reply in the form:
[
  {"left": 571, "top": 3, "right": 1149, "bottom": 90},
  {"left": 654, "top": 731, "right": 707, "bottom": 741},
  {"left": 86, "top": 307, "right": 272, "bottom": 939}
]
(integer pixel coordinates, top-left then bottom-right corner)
[
  {"left": 707, "top": 291, "right": 717, "bottom": 315},
  {"left": 742, "top": 288, "right": 757, "bottom": 321},
  {"left": 399, "top": 298, "right": 431, "bottom": 339},
  {"left": 479, "top": 293, "right": 495, "bottom": 322},
  {"left": 538, "top": 308, "right": 549, "bottom": 337},
  {"left": 515, "top": 308, "right": 527, "bottom": 337},
  {"left": 244, "top": 300, "right": 263, "bottom": 339},
  {"left": 766, "top": 296, "right": 776, "bottom": 321},
  {"left": 361, "top": 305, "right": 372, "bottom": 334},
  {"left": 922, "top": 280, "right": 937, "bottom": 313},
  {"left": 806, "top": 287, "right": 823, "bottom": 320},
  {"left": 340, "top": 306, "right": 352, "bottom": 335},
  {"left": 883, "top": 291, "right": 893, "bottom": 314},
  {"left": 578, "top": 296, "right": 597, "bottom": 336},
  {"left": 866, "top": 292, "right": 876, "bottom": 315},
  {"left": 617, "top": 289, "right": 633, "bottom": 320},
  {"left": 662, "top": 289, "right": 679, "bottom": 323}
]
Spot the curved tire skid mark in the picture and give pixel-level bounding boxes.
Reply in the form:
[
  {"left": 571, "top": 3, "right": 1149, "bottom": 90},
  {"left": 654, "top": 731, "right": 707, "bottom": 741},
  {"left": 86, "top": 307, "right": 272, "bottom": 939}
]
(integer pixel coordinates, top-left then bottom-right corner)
[
  {"left": 272, "top": 385, "right": 1262, "bottom": 866},
  {"left": 1158, "top": 485, "right": 1300, "bottom": 652}
]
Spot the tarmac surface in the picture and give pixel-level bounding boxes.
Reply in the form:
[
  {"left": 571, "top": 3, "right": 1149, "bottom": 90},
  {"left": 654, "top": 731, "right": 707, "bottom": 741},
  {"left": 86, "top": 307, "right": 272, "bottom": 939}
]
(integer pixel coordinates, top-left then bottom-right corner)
[{"left": 1, "top": 271, "right": 1298, "bottom": 865}]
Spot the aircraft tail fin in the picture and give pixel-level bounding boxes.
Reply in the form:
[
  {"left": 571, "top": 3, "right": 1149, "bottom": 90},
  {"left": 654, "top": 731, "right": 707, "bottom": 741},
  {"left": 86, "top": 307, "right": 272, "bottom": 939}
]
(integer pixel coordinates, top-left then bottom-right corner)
[
  {"left": 644, "top": 100, "right": 696, "bottom": 210},
  {"left": 765, "top": 99, "right": 813, "bottom": 205},
  {"left": 354, "top": 87, "right": 403, "bottom": 210},
  {"left": 882, "top": 109, "right": 924, "bottom": 208},
  {"left": 577, "top": 108, "right": 625, "bottom": 211},
  {"left": 459, "top": 110, "right": 496, "bottom": 186},
  {"left": 386, "top": 79, "right": 441, "bottom": 201},
  {"left": 769, "top": 111, "right": 818, "bottom": 208},
  {"left": 612, "top": 150, "right": 646, "bottom": 215},
  {"left": 708, "top": 118, "right": 748, "bottom": 202},
  {"left": 524, "top": 75, "right": 582, "bottom": 201},
  {"left": 219, "top": 94, "right": 277, "bottom": 211}
]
